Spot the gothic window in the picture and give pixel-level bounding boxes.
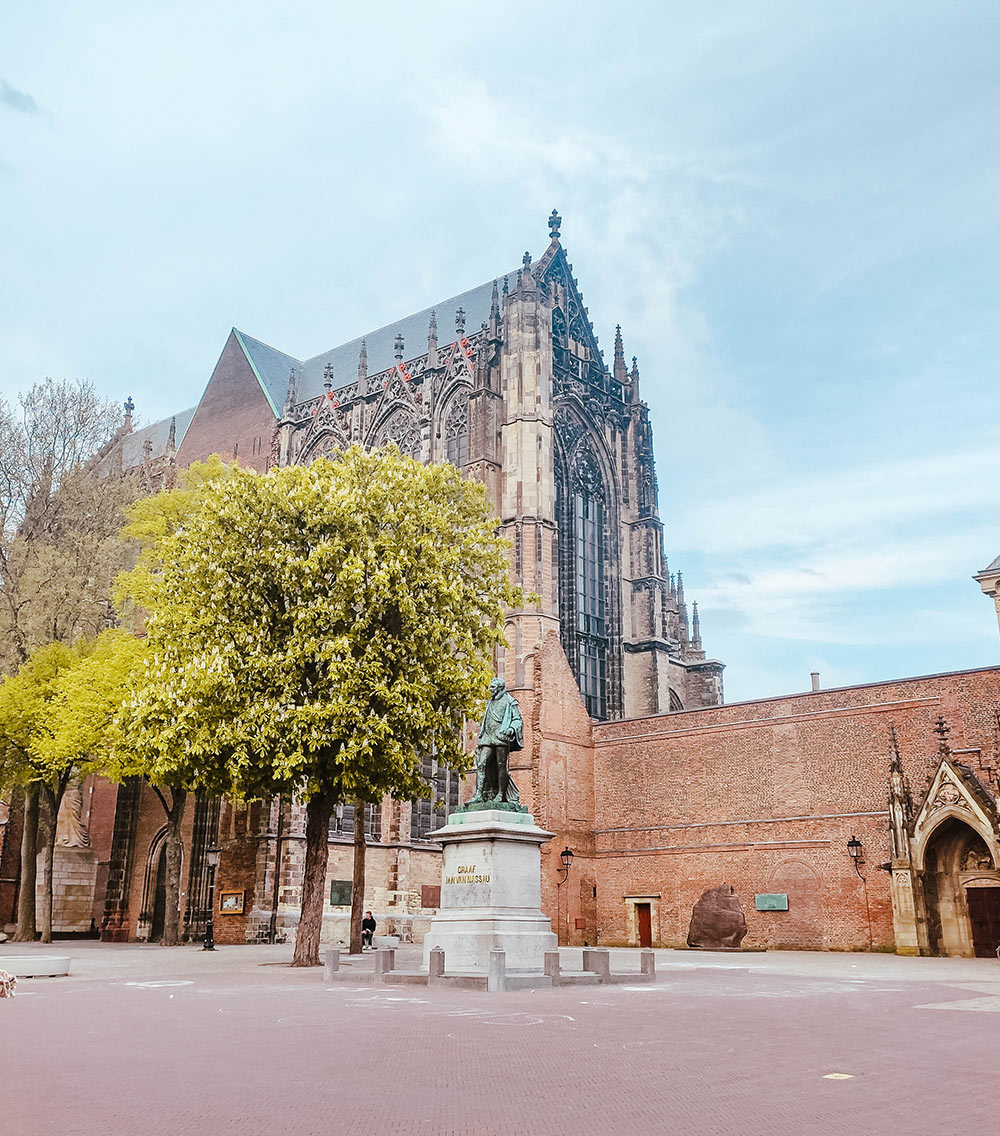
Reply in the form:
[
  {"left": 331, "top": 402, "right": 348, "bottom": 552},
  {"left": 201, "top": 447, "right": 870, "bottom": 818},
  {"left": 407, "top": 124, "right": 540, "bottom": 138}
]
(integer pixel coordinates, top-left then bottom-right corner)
[
  {"left": 374, "top": 410, "right": 421, "bottom": 461},
  {"left": 329, "top": 803, "right": 381, "bottom": 840},
  {"left": 412, "top": 752, "right": 460, "bottom": 841},
  {"left": 573, "top": 449, "right": 607, "bottom": 719},
  {"left": 443, "top": 394, "right": 468, "bottom": 468}
]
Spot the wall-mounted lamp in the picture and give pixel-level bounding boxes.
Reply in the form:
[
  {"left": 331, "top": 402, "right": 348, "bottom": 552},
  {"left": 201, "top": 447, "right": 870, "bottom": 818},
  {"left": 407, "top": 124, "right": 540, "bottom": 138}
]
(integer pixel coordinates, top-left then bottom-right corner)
[
  {"left": 847, "top": 835, "right": 863, "bottom": 869},
  {"left": 557, "top": 847, "right": 574, "bottom": 885}
]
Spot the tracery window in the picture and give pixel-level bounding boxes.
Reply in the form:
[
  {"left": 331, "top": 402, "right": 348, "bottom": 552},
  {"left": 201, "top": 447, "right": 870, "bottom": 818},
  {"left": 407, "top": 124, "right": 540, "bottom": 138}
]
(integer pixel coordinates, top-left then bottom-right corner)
[
  {"left": 374, "top": 410, "right": 421, "bottom": 461},
  {"left": 329, "top": 803, "right": 381, "bottom": 840},
  {"left": 412, "top": 752, "right": 460, "bottom": 841},
  {"left": 573, "top": 449, "right": 607, "bottom": 719},
  {"left": 443, "top": 395, "right": 468, "bottom": 468}
]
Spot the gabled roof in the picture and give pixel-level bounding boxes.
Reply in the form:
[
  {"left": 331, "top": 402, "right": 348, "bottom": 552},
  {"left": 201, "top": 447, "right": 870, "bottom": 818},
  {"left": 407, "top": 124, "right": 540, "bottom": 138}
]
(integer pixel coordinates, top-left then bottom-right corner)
[
  {"left": 120, "top": 407, "right": 195, "bottom": 468},
  {"left": 233, "top": 271, "right": 516, "bottom": 408},
  {"left": 232, "top": 330, "right": 301, "bottom": 416}
]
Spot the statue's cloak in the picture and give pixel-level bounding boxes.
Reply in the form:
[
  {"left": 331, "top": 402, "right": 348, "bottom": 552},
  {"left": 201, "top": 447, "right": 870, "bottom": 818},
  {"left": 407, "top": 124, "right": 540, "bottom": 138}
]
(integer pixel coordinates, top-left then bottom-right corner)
[{"left": 479, "top": 692, "right": 524, "bottom": 752}]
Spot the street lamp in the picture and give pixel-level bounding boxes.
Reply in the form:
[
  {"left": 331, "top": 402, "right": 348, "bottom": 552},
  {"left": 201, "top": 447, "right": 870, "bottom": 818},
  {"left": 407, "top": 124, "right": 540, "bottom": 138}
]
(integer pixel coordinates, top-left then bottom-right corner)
[
  {"left": 558, "top": 847, "right": 574, "bottom": 883},
  {"left": 847, "top": 835, "right": 873, "bottom": 951},
  {"left": 555, "top": 847, "right": 574, "bottom": 947},
  {"left": 203, "top": 846, "right": 221, "bottom": 952},
  {"left": 847, "top": 835, "right": 864, "bottom": 875}
]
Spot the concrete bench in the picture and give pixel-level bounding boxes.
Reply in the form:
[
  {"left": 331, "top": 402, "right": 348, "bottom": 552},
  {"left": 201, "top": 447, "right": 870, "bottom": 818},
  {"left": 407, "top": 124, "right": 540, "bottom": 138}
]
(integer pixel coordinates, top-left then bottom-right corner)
[{"left": 1, "top": 956, "right": 72, "bottom": 978}]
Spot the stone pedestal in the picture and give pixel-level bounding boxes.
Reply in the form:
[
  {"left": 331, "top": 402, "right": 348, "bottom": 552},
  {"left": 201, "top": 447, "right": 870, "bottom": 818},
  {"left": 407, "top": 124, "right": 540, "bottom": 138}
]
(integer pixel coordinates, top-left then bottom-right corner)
[{"left": 422, "top": 809, "right": 557, "bottom": 973}]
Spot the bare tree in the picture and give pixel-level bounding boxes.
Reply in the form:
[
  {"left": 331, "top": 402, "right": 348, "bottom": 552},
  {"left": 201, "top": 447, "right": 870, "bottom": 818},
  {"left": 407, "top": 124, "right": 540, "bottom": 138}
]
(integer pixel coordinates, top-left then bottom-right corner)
[{"left": 0, "top": 379, "right": 137, "bottom": 939}]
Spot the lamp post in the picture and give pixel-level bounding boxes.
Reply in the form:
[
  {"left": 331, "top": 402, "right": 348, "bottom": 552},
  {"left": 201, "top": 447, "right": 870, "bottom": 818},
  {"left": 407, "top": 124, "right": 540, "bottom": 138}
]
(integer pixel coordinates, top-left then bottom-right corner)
[
  {"left": 556, "top": 847, "right": 574, "bottom": 945},
  {"left": 847, "top": 835, "right": 873, "bottom": 951},
  {"left": 203, "top": 846, "right": 221, "bottom": 952}
]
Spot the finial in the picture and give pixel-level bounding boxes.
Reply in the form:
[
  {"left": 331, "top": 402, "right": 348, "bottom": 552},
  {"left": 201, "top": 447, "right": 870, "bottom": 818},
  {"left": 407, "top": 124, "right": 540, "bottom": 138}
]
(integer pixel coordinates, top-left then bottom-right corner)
[
  {"left": 522, "top": 251, "right": 532, "bottom": 269},
  {"left": 889, "top": 723, "right": 903, "bottom": 773},
  {"left": 394, "top": 333, "right": 404, "bottom": 362},
  {"left": 284, "top": 368, "right": 297, "bottom": 414},
  {"left": 323, "top": 362, "right": 334, "bottom": 392},
  {"left": 630, "top": 355, "right": 640, "bottom": 403},
  {"left": 613, "top": 324, "right": 627, "bottom": 383},
  {"left": 427, "top": 311, "right": 439, "bottom": 368},
  {"left": 123, "top": 396, "right": 134, "bottom": 429},
  {"left": 691, "top": 600, "right": 702, "bottom": 646},
  {"left": 934, "top": 716, "right": 952, "bottom": 758},
  {"left": 167, "top": 415, "right": 177, "bottom": 450},
  {"left": 455, "top": 307, "right": 466, "bottom": 336},
  {"left": 358, "top": 338, "right": 368, "bottom": 380},
  {"left": 676, "top": 571, "right": 685, "bottom": 603},
  {"left": 548, "top": 209, "right": 562, "bottom": 240},
  {"left": 502, "top": 276, "right": 509, "bottom": 297}
]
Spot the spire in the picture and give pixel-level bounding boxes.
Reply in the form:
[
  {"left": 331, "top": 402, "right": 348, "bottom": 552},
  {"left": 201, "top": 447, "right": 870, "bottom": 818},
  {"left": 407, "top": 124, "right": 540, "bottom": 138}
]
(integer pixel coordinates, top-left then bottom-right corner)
[
  {"left": 394, "top": 333, "right": 404, "bottom": 363},
  {"left": 888, "top": 724, "right": 913, "bottom": 861},
  {"left": 357, "top": 340, "right": 368, "bottom": 396},
  {"left": 889, "top": 724, "right": 903, "bottom": 775},
  {"left": 455, "top": 307, "right": 466, "bottom": 337},
  {"left": 323, "top": 363, "right": 334, "bottom": 393},
  {"left": 283, "top": 368, "right": 297, "bottom": 416},
  {"left": 123, "top": 396, "right": 134, "bottom": 431},
  {"left": 613, "top": 325, "right": 627, "bottom": 384},
  {"left": 630, "top": 356, "right": 641, "bottom": 404},
  {"left": 427, "top": 310, "right": 439, "bottom": 369},
  {"left": 502, "top": 276, "right": 509, "bottom": 299},
  {"left": 548, "top": 208, "right": 562, "bottom": 240},
  {"left": 520, "top": 250, "right": 535, "bottom": 293},
  {"left": 167, "top": 415, "right": 177, "bottom": 452},
  {"left": 691, "top": 600, "right": 702, "bottom": 648},
  {"left": 488, "top": 280, "right": 501, "bottom": 338},
  {"left": 676, "top": 571, "right": 685, "bottom": 607},
  {"left": 676, "top": 572, "right": 689, "bottom": 644}
]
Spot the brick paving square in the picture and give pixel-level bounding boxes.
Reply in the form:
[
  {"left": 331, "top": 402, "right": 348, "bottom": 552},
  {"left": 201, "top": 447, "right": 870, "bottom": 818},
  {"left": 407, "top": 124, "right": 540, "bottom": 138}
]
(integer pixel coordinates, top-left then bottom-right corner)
[{"left": 2, "top": 944, "right": 997, "bottom": 1136}]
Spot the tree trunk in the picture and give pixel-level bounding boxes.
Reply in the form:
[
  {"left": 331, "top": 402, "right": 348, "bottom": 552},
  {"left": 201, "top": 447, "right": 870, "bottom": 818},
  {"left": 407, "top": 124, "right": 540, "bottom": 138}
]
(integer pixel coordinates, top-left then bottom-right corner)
[
  {"left": 350, "top": 800, "right": 367, "bottom": 955},
  {"left": 160, "top": 788, "right": 187, "bottom": 947},
  {"left": 291, "top": 792, "right": 334, "bottom": 967},
  {"left": 37, "top": 785, "right": 58, "bottom": 944},
  {"left": 12, "top": 784, "right": 39, "bottom": 942}
]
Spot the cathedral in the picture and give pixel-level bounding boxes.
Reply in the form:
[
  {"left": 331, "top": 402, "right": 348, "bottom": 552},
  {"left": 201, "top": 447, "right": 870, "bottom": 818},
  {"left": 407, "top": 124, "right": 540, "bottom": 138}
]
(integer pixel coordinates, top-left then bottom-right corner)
[
  {"left": 139, "top": 209, "right": 723, "bottom": 721},
  {"left": 4, "top": 213, "right": 1000, "bottom": 959}
]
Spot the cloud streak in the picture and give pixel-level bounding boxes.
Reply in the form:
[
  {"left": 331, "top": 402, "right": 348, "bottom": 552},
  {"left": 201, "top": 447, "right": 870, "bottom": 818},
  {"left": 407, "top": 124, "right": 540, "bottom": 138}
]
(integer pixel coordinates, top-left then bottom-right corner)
[{"left": 1, "top": 79, "right": 40, "bottom": 115}]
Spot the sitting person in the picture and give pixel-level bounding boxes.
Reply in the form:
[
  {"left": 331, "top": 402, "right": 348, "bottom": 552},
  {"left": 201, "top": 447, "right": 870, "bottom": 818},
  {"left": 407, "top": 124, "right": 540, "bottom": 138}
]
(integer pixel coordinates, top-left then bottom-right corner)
[{"left": 361, "top": 911, "right": 376, "bottom": 950}]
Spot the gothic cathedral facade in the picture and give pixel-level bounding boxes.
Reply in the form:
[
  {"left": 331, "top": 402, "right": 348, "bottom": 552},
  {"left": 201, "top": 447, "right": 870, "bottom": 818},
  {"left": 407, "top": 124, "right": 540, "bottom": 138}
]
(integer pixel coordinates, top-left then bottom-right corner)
[{"left": 174, "top": 210, "right": 724, "bottom": 720}]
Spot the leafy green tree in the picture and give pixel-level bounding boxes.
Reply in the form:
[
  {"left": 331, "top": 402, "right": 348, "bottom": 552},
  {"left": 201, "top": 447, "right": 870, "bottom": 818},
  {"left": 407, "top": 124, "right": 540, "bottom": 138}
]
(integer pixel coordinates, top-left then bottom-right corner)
[{"left": 119, "top": 446, "right": 519, "bottom": 965}]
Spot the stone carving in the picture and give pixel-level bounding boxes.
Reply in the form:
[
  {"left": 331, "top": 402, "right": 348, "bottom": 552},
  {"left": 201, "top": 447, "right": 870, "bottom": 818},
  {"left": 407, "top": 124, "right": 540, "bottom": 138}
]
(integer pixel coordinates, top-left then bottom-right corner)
[
  {"left": 56, "top": 780, "right": 90, "bottom": 848},
  {"left": 686, "top": 884, "right": 747, "bottom": 949},
  {"left": 462, "top": 677, "right": 527, "bottom": 813}
]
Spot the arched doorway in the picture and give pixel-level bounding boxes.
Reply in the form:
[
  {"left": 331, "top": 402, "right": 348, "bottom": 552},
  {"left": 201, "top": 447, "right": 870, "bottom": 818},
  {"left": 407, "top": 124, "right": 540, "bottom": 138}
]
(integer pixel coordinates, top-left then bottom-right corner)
[
  {"left": 921, "top": 818, "right": 1000, "bottom": 957},
  {"left": 149, "top": 842, "right": 168, "bottom": 943}
]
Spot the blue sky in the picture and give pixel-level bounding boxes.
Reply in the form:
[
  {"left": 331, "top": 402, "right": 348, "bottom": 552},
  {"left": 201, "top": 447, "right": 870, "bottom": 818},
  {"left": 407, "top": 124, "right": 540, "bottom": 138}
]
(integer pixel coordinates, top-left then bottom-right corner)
[{"left": 2, "top": 1, "right": 998, "bottom": 702}]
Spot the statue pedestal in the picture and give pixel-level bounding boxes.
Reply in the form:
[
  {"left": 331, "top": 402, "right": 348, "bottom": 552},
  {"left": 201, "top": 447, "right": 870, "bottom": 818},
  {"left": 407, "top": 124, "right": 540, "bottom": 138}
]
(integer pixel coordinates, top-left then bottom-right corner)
[{"left": 422, "top": 809, "right": 557, "bottom": 973}]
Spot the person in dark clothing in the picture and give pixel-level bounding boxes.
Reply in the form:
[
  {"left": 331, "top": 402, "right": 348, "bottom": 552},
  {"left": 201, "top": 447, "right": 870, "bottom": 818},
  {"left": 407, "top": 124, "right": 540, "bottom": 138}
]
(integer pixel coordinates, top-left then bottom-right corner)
[{"left": 361, "top": 911, "right": 376, "bottom": 950}]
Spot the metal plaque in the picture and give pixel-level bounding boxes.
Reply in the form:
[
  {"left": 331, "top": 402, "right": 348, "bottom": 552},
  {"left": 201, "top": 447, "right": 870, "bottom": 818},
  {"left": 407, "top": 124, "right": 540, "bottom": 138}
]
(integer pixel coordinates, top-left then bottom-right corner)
[{"left": 755, "top": 893, "right": 789, "bottom": 911}]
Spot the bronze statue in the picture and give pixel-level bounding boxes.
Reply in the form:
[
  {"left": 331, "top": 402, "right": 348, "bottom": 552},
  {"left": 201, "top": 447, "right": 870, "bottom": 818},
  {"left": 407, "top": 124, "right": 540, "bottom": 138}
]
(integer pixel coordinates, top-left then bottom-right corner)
[{"left": 465, "top": 677, "right": 527, "bottom": 811}]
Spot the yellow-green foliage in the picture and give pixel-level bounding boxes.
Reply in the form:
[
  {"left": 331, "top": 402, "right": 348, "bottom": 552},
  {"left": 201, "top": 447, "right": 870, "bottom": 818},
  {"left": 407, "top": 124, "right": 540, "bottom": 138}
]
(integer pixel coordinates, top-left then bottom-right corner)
[
  {"left": 0, "top": 631, "right": 138, "bottom": 791},
  {"left": 116, "top": 446, "right": 520, "bottom": 805}
]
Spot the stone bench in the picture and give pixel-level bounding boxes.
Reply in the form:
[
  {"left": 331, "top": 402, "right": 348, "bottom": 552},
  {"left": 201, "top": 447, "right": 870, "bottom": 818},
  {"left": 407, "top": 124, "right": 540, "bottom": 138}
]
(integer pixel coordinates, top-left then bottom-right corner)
[{"left": 0, "top": 956, "right": 72, "bottom": 978}]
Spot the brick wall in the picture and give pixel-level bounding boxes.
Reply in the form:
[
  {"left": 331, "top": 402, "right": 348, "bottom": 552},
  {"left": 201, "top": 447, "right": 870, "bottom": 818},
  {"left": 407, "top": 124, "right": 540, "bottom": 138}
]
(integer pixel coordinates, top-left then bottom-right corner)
[{"left": 526, "top": 628, "right": 1000, "bottom": 951}]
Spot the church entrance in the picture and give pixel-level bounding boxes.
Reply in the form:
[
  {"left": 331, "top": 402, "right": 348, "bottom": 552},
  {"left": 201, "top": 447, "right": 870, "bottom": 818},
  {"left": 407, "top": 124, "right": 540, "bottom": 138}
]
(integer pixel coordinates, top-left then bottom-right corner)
[
  {"left": 149, "top": 843, "right": 168, "bottom": 943},
  {"left": 921, "top": 818, "right": 998, "bottom": 957},
  {"left": 967, "top": 889, "right": 1000, "bottom": 958}
]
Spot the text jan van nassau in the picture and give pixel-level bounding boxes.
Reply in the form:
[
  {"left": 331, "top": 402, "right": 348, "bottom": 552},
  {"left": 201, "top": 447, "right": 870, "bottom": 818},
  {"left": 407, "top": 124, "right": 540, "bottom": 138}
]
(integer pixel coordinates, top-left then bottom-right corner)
[{"left": 445, "top": 863, "right": 491, "bottom": 885}]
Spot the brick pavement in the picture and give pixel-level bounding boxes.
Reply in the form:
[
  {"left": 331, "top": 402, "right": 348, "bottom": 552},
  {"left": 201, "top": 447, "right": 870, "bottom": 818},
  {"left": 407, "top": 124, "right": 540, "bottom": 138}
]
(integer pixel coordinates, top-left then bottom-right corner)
[{"left": 2, "top": 944, "right": 999, "bottom": 1136}]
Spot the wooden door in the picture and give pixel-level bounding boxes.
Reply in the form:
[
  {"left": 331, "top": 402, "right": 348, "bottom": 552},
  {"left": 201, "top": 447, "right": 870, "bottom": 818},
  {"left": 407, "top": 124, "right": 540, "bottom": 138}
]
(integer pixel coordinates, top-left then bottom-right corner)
[
  {"left": 637, "top": 903, "right": 652, "bottom": 948},
  {"left": 967, "top": 887, "right": 1000, "bottom": 958}
]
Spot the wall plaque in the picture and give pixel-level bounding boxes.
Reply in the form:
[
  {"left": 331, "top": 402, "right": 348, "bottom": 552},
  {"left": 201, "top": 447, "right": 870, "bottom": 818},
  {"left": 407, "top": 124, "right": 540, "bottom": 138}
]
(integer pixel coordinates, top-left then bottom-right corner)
[{"left": 755, "top": 893, "right": 789, "bottom": 911}]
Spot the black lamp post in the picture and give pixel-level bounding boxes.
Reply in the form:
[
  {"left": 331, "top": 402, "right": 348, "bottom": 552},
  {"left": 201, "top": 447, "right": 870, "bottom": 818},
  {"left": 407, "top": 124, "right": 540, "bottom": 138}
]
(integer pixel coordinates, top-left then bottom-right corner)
[
  {"left": 203, "top": 846, "right": 221, "bottom": 952},
  {"left": 555, "top": 847, "right": 574, "bottom": 946}
]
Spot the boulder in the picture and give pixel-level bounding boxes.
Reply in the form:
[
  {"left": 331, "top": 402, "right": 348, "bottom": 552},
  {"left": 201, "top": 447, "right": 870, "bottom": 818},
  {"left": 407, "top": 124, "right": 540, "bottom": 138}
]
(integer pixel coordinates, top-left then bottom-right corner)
[{"left": 687, "top": 884, "right": 747, "bottom": 949}]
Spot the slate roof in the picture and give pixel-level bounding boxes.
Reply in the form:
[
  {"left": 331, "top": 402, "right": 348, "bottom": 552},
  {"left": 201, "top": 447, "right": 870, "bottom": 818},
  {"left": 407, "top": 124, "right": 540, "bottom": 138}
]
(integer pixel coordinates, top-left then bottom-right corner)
[
  {"left": 119, "top": 407, "right": 195, "bottom": 468},
  {"left": 975, "top": 554, "right": 1000, "bottom": 578},
  {"left": 235, "top": 272, "right": 516, "bottom": 409}
]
